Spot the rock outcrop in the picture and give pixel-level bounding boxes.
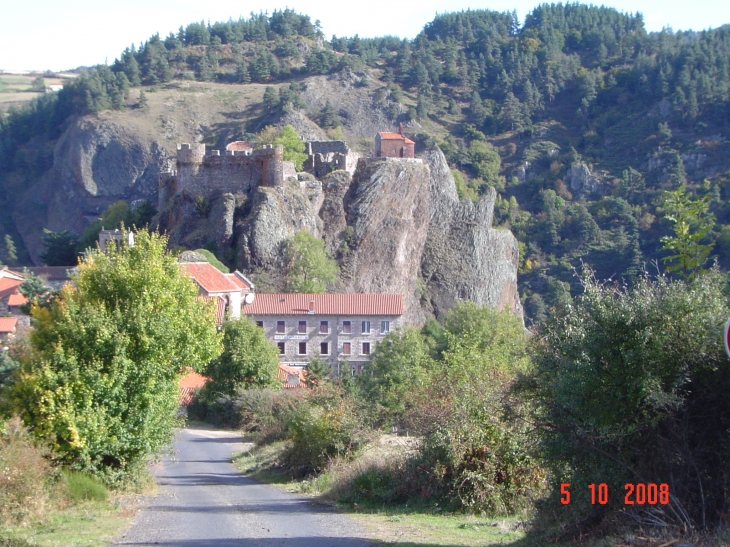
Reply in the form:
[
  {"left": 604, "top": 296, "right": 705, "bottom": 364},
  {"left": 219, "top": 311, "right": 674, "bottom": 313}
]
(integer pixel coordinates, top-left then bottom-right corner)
[
  {"left": 235, "top": 179, "right": 324, "bottom": 271},
  {"left": 340, "top": 158, "right": 431, "bottom": 325},
  {"left": 161, "top": 150, "right": 522, "bottom": 326},
  {"left": 421, "top": 149, "right": 523, "bottom": 321},
  {"left": 566, "top": 162, "right": 603, "bottom": 194},
  {"left": 13, "top": 115, "right": 169, "bottom": 263}
]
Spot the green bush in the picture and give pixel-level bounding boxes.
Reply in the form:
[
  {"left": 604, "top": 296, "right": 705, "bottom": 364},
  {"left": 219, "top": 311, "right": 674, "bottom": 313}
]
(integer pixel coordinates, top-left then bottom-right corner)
[
  {"left": 522, "top": 267, "right": 730, "bottom": 533},
  {"left": 285, "top": 385, "right": 367, "bottom": 474},
  {"left": 63, "top": 470, "right": 108, "bottom": 502}
]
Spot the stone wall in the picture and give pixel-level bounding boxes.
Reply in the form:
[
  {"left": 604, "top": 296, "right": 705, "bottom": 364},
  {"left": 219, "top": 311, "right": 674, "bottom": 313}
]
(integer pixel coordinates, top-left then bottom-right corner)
[
  {"left": 303, "top": 140, "right": 359, "bottom": 177},
  {"left": 248, "top": 313, "right": 401, "bottom": 370},
  {"left": 375, "top": 135, "right": 415, "bottom": 158},
  {"left": 159, "top": 143, "right": 284, "bottom": 209}
]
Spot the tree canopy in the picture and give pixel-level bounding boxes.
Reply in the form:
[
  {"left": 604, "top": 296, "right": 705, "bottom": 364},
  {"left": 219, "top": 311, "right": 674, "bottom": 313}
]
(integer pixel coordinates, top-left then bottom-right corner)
[
  {"left": 284, "top": 230, "right": 339, "bottom": 293},
  {"left": 8, "top": 230, "right": 222, "bottom": 482}
]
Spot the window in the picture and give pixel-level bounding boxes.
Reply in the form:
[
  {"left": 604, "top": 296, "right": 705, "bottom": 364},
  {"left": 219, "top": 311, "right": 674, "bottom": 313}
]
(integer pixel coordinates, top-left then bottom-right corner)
[
  {"left": 276, "top": 320, "right": 285, "bottom": 334},
  {"left": 381, "top": 320, "right": 390, "bottom": 334},
  {"left": 362, "top": 342, "right": 371, "bottom": 355},
  {"left": 298, "top": 342, "right": 307, "bottom": 355},
  {"left": 256, "top": 321, "right": 264, "bottom": 328},
  {"left": 298, "top": 320, "right": 307, "bottom": 334},
  {"left": 362, "top": 320, "right": 371, "bottom": 334},
  {"left": 320, "top": 320, "right": 329, "bottom": 334},
  {"left": 342, "top": 320, "right": 351, "bottom": 334},
  {"left": 342, "top": 342, "right": 351, "bottom": 355},
  {"left": 320, "top": 342, "right": 329, "bottom": 355},
  {"left": 277, "top": 342, "right": 285, "bottom": 355}
]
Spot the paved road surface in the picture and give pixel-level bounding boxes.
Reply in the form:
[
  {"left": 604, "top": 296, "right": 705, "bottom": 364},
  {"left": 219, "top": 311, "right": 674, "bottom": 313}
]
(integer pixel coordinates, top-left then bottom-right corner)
[{"left": 113, "top": 426, "right": 373, "bottom": 547}]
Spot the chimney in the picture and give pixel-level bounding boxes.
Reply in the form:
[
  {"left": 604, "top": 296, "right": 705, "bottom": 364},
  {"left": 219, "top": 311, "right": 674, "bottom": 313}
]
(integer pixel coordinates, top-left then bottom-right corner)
[
  {"left": 308, "top": 300, "right": 315, "bottom": 314},
  {"left": 398, "top": 122, "right": 404, "bottom": 137}
]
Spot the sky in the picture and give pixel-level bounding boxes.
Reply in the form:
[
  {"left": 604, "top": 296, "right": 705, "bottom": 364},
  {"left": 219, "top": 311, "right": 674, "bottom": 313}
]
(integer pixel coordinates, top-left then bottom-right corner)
[{"left": 1, "top": 0, "right": 728, "bottom": 73}]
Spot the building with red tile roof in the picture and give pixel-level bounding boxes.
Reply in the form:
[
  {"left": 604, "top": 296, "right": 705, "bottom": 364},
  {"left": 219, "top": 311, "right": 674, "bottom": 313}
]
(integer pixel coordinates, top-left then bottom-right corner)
[
  {"left": 243, "top": 293, "right": 403, "bottom": 374},
  {"left": 375, "top": 125, "right": 415, "bottom": 158},
  {"left": 7, "top": 293, "right": 27, "bottom": 307},
  {"left": 181, "top": 262, "right": 253, "bottom": 320},
  {"left": 0, "top": 277, "right": 23, "bottom": 300},
  {"left": 277, "top": 364, "right": 307, "bottom": 388},
  {"left": 0, "top": 316, "right": 17, "bottom": 340}
]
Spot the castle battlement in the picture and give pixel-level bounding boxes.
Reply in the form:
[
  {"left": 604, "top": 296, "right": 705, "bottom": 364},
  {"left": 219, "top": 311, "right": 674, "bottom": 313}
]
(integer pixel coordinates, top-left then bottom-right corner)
[{"left": 158, "top": 143, "right": 284, "bottom": 209}]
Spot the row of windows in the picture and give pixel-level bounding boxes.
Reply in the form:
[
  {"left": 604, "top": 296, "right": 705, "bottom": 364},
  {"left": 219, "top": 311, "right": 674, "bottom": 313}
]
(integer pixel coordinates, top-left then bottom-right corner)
[
  {"left": 259, "top": 320, "right": 390, "bottom": 335},
  {"left": 277, "top": 341, "right": 371, "bottom": 356}
]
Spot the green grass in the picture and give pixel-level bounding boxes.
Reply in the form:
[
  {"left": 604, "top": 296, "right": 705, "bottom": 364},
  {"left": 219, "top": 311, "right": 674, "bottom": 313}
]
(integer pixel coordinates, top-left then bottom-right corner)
[
  {"left": 0, "top": 499, "right": 133, "bottom": 547},
  {"left": 63, "top": 471, "right": 108, "bottom": 502},
  {"left": 350, "top": 509, "right": 528, "bottom": 547}
]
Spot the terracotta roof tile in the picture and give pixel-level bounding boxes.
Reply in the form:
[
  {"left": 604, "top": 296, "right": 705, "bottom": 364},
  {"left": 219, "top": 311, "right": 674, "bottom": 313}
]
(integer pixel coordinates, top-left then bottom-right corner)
[
  {"left": 179, "top": 369, "right": 208, "bottom": 389},
  {"left": 182, "top": 262, "right": 239, "bottom": 293},
  {"left": 277, "top": 364, "right": 307, "bottom": 388},
  {"left": 225, "top": 272, "right": 254, "bottom": 291},
  {"left": 242, "top": 293, "right": 403, "bottom": 316},
  {"left": 378, "top": 131, "right": 415, "bottom": 144},
  {"left": 0, "top": 317, "right": 17, "bottom": 333},
  {"left": 7, "top": 293, "right": 27, "bottom": 306},
  {"left": 0, "top": 278, "right": 22, "bottom": 299}
]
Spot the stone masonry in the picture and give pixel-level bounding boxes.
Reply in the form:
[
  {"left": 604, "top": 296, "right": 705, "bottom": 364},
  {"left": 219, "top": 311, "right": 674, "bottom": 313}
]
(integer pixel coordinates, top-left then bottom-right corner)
[{"left": 158, "top": 143, "right": 284, "bottom": 208}]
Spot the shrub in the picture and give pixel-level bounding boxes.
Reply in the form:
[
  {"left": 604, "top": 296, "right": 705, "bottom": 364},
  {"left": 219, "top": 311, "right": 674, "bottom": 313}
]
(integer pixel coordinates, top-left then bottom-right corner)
[
  {"left": 285, "top": 385, "right": 368, "bottom": 474},
  {"left": 0, "top": 417, "right": 58, "bottom": 527},
  {"left": 63, "top": 470, "right": 108, "bottom": 502},
  {"left": 522, "top": 267, "right": 730, "bottom": 533}
]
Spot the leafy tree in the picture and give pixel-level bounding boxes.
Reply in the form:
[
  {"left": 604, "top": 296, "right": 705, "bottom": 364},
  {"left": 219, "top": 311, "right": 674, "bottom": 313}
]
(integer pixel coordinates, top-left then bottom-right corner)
[
  {"left": 661, "top": 185, "right": 715, "bottom": 278},
  {"left": 30, "top": 76, "right": 45, "bottom": 92},
  {"left": 285, "top": 230, "right": 338, "bottom": 293},
  {"left": 273, "top": 125, "right": 307, "bottom": 170},
  {"left": 40, "top": 229, "right": 77, "bottom": 266},
  {"left": 205, "top": 318, "right": 279, "bottom": 396},
  {"left": 359, "top": 328, "right": 433, "bottom": 421},
  {"left": 9, "top": 230, "right": 222, "bottom": 482},
  {"left": 138, "top": 90, "right": 148, "bottom": 109}
]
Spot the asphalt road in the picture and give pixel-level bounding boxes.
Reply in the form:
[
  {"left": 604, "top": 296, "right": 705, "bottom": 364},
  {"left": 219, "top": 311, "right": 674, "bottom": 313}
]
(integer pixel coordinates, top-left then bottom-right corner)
[{"left": 113, "top": 426, "right": 373, "bottom": 547}]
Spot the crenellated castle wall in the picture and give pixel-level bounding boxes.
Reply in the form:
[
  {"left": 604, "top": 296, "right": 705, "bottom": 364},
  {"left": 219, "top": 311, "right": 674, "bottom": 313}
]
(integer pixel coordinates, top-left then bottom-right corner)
[{"left": 158, "top": 143, "right": 284, "bottom": 209}]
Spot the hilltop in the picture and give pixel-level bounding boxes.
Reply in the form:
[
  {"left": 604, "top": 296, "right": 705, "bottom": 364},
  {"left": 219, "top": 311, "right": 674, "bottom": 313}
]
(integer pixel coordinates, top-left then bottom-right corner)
[{"left": 0, "top": 6, "right": 729, "bottom": 324}]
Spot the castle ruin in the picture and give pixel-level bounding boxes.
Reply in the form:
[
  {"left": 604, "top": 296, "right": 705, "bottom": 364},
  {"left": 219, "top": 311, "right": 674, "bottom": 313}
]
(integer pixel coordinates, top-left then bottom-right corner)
[
  {"left": 303, "top": 141, "right": 359, "bottom": 178},
  {"left": 158, "top": 143, "right": 285, "bottom": 207}
]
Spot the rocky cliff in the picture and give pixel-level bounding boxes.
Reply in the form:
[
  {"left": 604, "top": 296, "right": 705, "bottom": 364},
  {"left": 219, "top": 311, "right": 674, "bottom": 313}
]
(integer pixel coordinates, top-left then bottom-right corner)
[
  {"left": 12, "top": 114, "right": 171, "bottom": 263},
  {"left": 159, "top": 149, "right": 521, "bottom": 325},
  {"left": 421, "top": 149, "right": 523, "bottom": 321}
]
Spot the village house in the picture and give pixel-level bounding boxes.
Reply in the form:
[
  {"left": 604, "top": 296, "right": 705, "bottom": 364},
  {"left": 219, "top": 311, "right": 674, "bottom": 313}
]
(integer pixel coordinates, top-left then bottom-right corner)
[
  {"left": 0, "top": 317, "right": 17, "bottom": 342},
  {"left": 241, "top": 293, "right": 403, "bottom": 375},
  {"left": 0, "top": 268, "right": 24, "bottom": 316},
  {"left": 375, "top": 125, "right": 415, "bottom": 158},
  {"left": 180, "top": 261, "right": 254, "bottom": 325}
]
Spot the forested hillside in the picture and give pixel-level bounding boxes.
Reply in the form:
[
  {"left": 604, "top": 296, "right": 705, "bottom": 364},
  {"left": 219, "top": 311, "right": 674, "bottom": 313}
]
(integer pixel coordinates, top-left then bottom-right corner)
[{"left": 1, "top": 5, "right": 729, "bottom": 324}]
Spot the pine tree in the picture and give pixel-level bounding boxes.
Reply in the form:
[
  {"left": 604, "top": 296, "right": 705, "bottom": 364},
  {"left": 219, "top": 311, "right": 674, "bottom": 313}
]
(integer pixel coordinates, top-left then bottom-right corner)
[{"left": 4, "top": 234, "right": 17, "bottom": 264}]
